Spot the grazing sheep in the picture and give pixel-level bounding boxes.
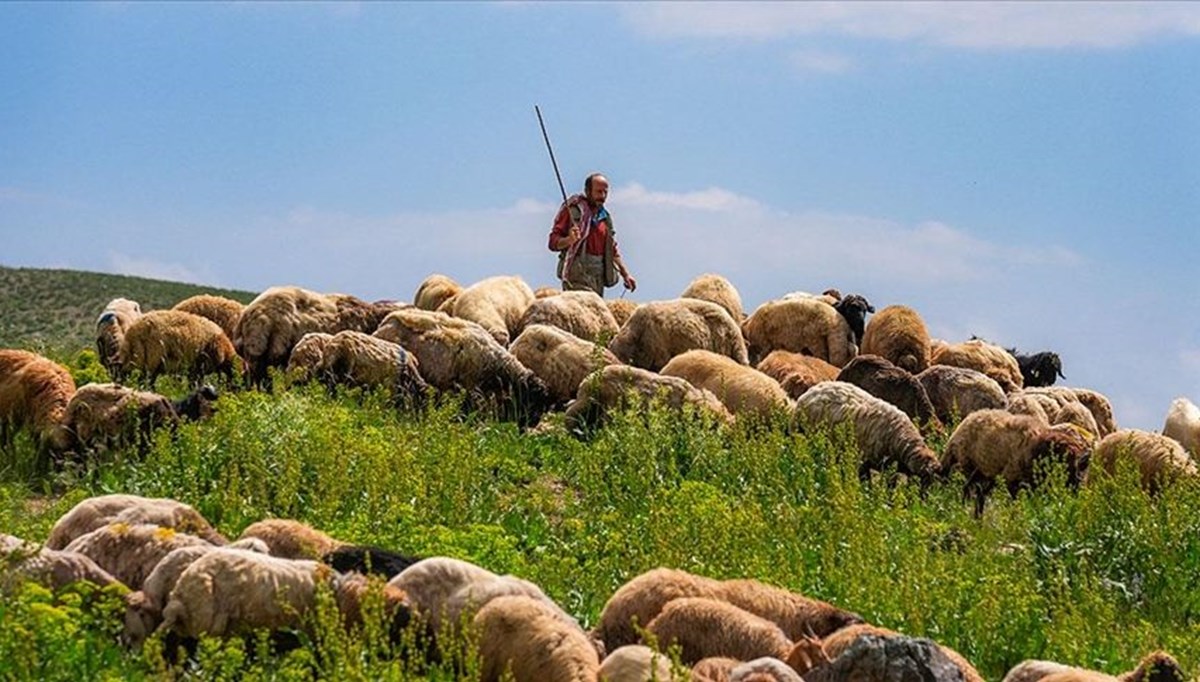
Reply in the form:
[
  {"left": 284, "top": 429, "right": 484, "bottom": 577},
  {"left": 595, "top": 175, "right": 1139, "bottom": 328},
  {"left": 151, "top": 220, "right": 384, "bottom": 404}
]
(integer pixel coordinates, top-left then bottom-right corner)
[
  {"left": 438, "top": 275, "right": 535, "bottom": 346},
  {"left": 607, "top": 298, "right": 640, "bottom": 328},
  {"left": 1, "top": 534, "right": 122, "bottom": 592},
  {"left": 1090, "top": 429, "right": 1199, "bottom": 493},
  {"left": 119, "top": 310, "right": 238, "bottom": 389},
  {"left": 516, "top": 290, "right": 620, "bottom": 343},
  {"left": 819, "top": 623, "right": 984, "bottom": 682},
  {"left": 692, "top": 657, "right": 740, "bottom": 682},
  {"left": 1006, "top": 391, "right": 1052, "bottom": 425},
  {"left": 63, "top": 523, "right": 213, "bottom": 590},
  {"left": 645, "top": 597, "right": 793, "bottom": 666},
  {"left": 158, "top": 550, "right": 411, "bottom": 641},
  {"left": 0, "top": 350, "right": 76, "bottom": 454},
  {"left": 595, "top": 567, "right": 860, "bottom": 653},
  {"left": 373, "top": 308, "right": 553, "bottom": 428},
  {"left": 285, "top": 331, "right": 336, "bottom": 383},
  {"left": 731, "top": 658, "right": 805, "bottom": 682},
  {"left": 413, "top": 274, "right": 462, "bottom": 311},
  {"left": 445, "top": 574, "right": 582, "bottom": 636},
  {"left": 314, "top": 330, "right": 428, "bottom": 401},
  {"left": 509, "top": 324, "right": 623, "bottom": 406},
  {"left": 742, "top": 298, "right": 856, "bottom": 368},
  {"left": 755, "top": 351, "right": 840, "bottom": 400},
  {"left": 46, "top": 493, "right": 227, "bottom": 550},
  {"left": 1120, "top": 651, "right": 1187, "bottom": 682},
  {"left": 598, "top": 645, "right": 675, "bottom": 682},
  {"left": 1007, "top": 349, "right": 1065, "bottom": 388},
  {"left": 172, "top": 294, "right": 245, "bottom": 341},
  {"left": 96, "top": 298, "right": 143, "bottom": 377},
  {"left": 1163, "top": 397, "right": 1200, "bottom": 455},
  {"left": 681, "top": 273, "right": 745, "bottom": 323},
  {"left": 931, "top": 338, "right": 1024, "bottom": 394},
  {"left": 234, "top": 286, "right": 397, "bottom": 388},
  {"left": 62, "top": 383, "right": 218, "bottom": 455},
  {"left": 942, "top": 409, "right": 1092, "bottom": 516},
  {"left": 916, "top": 365, "right": 1008, "bottom": 426},
  {"left": 237, "top": 519, "right": 344, "bottom": 560},
  {"left": 836, "top": 355, "right": 938, "bottom": 430},
  {"left": 1002, "top": 660, "right": 1078, "bottom": 682},
  {"left": 1018, "top": 650, "right": 1188, "bottom": 682},
  {"left": 387, "top": 556, "right": 499, "bottom": 632},
  {"left": 793, "top": 381, "right": 941, "bottom": 485},
  {"left": 473, "top": 595, "right": 600, "bottom": 682},
  {"left": 662, "top": 350, "right": 791, "bottom": 422},
  {"left": 1068, "top": 388, "right": 1118, "bottom": 437},
  {"left": 123, "top": 540, "right": 270, "bottom": 647},
  {"left": 608, "top": 299, "right": 748, "bottom": 372},
  {"left": 321, "top": 544, "right": 421, "bottom": 579},
  {"left": 860, "top": 305, "right": 931, "bottom": 374},
  {"left": 563, "top": 365, "right": 734, "bottom": 435},
  {"left": 534, "top": 286, "right": 561, "bottom": 298}
]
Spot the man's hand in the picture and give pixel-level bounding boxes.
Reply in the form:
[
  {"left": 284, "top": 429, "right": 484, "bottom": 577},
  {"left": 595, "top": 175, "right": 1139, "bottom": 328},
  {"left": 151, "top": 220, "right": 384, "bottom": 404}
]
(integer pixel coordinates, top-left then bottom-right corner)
[
  {"left": 623, "top": 273, "right": 637, "bottom": 292},
  {"left": 563, "top": 225, "right": 582, "bottom": 250}
]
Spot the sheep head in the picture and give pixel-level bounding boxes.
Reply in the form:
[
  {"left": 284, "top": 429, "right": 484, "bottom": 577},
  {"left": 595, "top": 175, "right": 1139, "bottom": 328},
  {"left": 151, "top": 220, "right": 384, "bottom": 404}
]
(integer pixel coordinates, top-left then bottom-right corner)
[
  {"left": 784, "top": 634, "right": 831, "bottom": 676},
  {"left": 833, "top": 294, "right": 874, "bottom": 346}
]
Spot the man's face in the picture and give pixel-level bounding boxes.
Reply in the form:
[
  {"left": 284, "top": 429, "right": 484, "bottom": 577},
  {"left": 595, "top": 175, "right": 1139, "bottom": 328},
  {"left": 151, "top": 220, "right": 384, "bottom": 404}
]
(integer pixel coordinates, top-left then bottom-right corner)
[{"left": 588, "top": 176, "right": 609, "bottom": 206}]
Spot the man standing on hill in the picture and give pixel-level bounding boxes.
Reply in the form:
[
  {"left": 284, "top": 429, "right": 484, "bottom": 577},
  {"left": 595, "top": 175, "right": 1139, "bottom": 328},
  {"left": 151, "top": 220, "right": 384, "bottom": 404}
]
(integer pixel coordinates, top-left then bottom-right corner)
[{"left": 548, "top": 173, "right": 636, "bottom": 297}]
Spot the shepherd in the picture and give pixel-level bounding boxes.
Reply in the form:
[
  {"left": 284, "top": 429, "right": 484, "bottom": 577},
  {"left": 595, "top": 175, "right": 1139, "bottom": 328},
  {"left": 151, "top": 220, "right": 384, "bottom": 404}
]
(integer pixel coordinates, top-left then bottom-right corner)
[{"left": 548, "top": 172, "right": 637, "bottom": 297}]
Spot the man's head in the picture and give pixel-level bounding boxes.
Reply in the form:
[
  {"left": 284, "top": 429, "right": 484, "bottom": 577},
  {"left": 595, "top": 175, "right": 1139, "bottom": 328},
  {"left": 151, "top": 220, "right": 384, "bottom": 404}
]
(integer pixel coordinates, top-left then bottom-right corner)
[{"left": 584, "top": 173, "right": 609, "bottom": 207}]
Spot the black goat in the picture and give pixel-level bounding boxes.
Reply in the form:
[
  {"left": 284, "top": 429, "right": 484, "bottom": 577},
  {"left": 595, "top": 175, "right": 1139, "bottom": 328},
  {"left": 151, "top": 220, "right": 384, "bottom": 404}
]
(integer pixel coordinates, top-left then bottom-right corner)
[
  {"left": 1007, "top": 349, "right": 1064, "bottom": 388},
  {"left": 322, "top": 545, "right": 422, "bottom": 579}
]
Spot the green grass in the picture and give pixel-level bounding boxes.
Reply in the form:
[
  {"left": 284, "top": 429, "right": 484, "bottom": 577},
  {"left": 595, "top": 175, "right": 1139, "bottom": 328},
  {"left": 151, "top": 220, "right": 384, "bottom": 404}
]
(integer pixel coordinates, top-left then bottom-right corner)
[{"left": 1, "top": 368, "right": 1198, "bottom": 680}]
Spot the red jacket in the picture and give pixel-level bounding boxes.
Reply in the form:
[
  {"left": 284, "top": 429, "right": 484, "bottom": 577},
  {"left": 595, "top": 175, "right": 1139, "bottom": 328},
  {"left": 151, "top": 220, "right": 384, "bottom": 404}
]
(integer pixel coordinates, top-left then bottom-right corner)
[{"left": 548, "top": 197, "right": 620, "bottom": 258}]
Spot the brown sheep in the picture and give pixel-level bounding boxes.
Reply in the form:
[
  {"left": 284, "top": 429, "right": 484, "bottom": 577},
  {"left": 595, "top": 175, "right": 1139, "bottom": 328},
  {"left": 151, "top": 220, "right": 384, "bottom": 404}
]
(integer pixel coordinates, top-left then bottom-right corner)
[
  {"left": 62, "top": 383, "right": 218, "bottom": 455},
  {"left": 119, "top": 310, "right": 238, "bottom": 389},
  {"left": 661, "top": 350, "right": 791, "bottom": 422},
  {"left": 1025, "top": 386, "right": 1117, "bottom": 437},
  {"left": 438, "top": 275, "right": 536, "bottom": 346},
  {"left": 607, "top": 298, "right": 640, "bottom": 328},
  {"left": 1090, "top": 429, "right": 1198, "bottom": 493},
  {"left": 473, "top": 595, "right": 600, "bottom": 682},
  {"left": 942, "top": 409, "right": 1092, "bottom": 516},
  {"left": 237, "top": 518, "right": 345, "bottom": 560},
  {"left": 312, "top": 330, "right": 427, "bottom": 402},
  {"left": 1010, "top": 650, "right": 1187, "bottom": 682},
  {"left": 859, "top": 304, "right": 931, "bottom": 374},
  {"left": 608, "top": 299, "right": 748, "bottom": 372},
  {"left": 1, "top": 534, "right": 122, "bottom": 592},
  {"left": 413, "top": 273, "right": 462, "bottom": 311},
  {"left": 516, "top": 290, "right": 620, "bottom": 343},
  {"left": 46, "top": 493, "right": 227, "bottom": 550},
  {"left": 172, "top": 294, "right": 245, "bottom": 341},
  {"left": 373, "top": 308, "right": 553, "bottom": 429},
  {"left": 931, "top": 338, "right": 1024, "bottom": 394},
  {"left": 95, "top": 298, "right": 143, "bottom": 378},
  {"left": 681, "top": 273, "right": 745, "bottom": 323},
  {"left": 234, "top": 286, "right": 397, "bottom": 388},
  {"left": 836, "top": 354, "right": 938, "bottom": 430},
  {"left": 645, "top": 597, "right": 793, "bottom": 666},
  {"left": 742, "top": 298, "right": 856, "bottom": 368},
  {"left": 0, "top": 350, "right": 76, "bottom": 454},
  {"left": 793, "top": 381, "right": 941, "bottom": 486},
  {"left": 509, "top": 324, "right": 622, "bottom": 406},
  {"left": 916, "top": 365, "right": 1008, "bottom": 426},
  {"left": 284, "top": 332, "right": 336, "bottom": 384},
  {"left": 755, "top": 351, "right": 840, "bottom": 400},
  {"left": 63, "top": 523, "right": 213, "bottom": 590},
  {"left": 563, "top": 365, "right": 734, "bottom": 435}
]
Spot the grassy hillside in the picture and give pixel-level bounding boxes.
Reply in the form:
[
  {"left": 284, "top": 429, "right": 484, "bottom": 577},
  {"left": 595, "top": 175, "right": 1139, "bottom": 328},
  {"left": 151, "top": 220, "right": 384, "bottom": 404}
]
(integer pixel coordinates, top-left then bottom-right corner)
[{"left": 0, "top": 264, "right": 256, "bottom": 351}]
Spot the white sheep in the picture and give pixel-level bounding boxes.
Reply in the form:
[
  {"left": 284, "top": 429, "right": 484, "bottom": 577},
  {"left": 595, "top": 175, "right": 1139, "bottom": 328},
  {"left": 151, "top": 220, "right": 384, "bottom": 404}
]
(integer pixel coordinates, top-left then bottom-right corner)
[
  {"left": 681, "top": 273, "right": 745, "bottom": 323},
  {"left": 46, "top": 493, "right": 227, "bottom": 550},
  {"left": 516, "top": 290, "right": 620, "bottom": 343},
  {"left": 62, "top": 383, "right": 219, "bottom": 455},
  {"left": 509, "top": 324, "right": 623, "bottom": 406},
  {"left": 118, "top": 310, "right": 238, "bottom": 388},
  {"left": 311, "top": 330, "right": 427, "bottom": 400},
  {"left": 285, "top": 331, "right": 336, "bottom": 383},
  {"left": 598, "top": 645, "right": 676, "bottom": 682},
  {"left": 95, "top": 298, "right": 143, "bottom": 377},
  {"left": 413, "top": 273, "right": 462, "bottom": 311},
  {"left": 608, "top": 299, "right": 748, "bottom": 372},
  {"left": 793, "top": 381, "right": 941, "bottom": 485},
  {"left": 742, "top": 298, "right": 855, "bottom": 367},
  {"left": 1090, "top": 429, "right": 1198, "bottom": 493},
  {"left": 438, "top": 275, "right": 536, "bottom": 346},
  {"left": 661, "top": 350, "right": 791, "bottom": 422},
  {"left": 473, "top": 594, "right": 600, "bottom": 682},
  {"left": 1162, "top": 397, "right": 1199, "bottom": 456}
]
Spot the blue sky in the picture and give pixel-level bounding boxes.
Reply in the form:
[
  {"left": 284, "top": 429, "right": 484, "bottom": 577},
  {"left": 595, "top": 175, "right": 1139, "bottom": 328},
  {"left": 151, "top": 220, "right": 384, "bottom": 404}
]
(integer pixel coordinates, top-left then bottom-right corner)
[{"left": 2, "top": 2, "right": 1197, "bottom": 429}]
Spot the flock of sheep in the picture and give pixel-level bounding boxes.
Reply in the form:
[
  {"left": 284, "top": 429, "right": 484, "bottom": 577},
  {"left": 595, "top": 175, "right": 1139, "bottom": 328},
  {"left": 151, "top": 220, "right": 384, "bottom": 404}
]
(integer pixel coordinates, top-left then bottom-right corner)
[
  {"left": 2, "top": 493, "right": 1187, "bottom": 681},
  {"left": 2, "top": 271, "right": 1199, "bottom": 680}
]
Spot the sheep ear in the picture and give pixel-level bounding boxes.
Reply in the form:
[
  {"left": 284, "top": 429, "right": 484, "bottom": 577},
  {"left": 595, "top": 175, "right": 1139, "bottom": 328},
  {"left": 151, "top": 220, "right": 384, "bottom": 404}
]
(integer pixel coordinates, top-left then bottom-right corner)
[
  {"left": 867, "top": 304, "right": 875, "bottom": 313},
  {"left": 1057, "top": 368, "right": 1066, "bottom": 379}
]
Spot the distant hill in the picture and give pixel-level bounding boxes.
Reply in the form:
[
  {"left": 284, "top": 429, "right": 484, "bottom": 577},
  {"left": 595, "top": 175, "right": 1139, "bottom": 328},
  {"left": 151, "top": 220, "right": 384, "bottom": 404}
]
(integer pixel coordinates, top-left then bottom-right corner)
[{"left": 0, "top": 265, "right": 257, "bottom": 352}]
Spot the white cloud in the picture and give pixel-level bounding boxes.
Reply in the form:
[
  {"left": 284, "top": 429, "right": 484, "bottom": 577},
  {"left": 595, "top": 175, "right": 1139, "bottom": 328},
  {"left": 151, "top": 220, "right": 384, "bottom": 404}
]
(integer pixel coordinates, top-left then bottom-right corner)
[
  {"left": 620, "top": 2, "right": 1200, "bottom": 50},
  {"left": 108, "top": 252, "right": 212, "bottom": 286},
  {"left": 788, "top": 49, "right": 856, "bottom": 75}
]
